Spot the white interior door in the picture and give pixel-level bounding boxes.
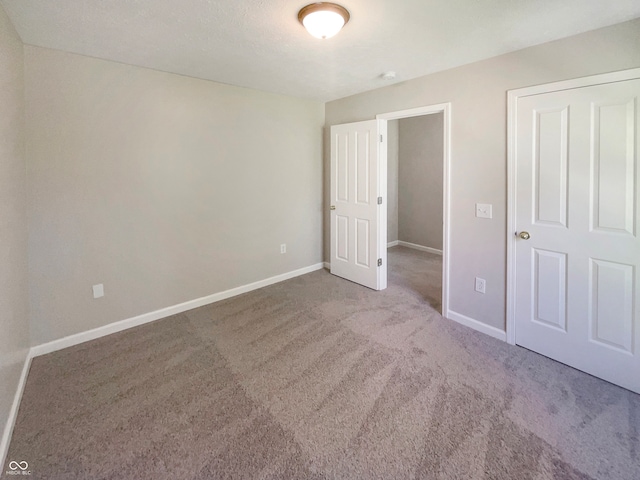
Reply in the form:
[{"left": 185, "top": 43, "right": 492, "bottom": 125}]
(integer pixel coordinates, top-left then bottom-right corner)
[
  {"left": 330, "top": 120, "right": 387, "bottom": 290},
  {"left": 513, "top": 77, "right": 640, "bottom": 393}
]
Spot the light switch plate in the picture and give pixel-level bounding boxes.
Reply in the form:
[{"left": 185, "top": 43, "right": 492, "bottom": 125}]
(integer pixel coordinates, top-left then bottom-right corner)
[
  {"left": 476, "top": 203, "right": 492, "bottom": 219},
  {"left": 93, "top": 284, "right": 104, "bottom": 298}
]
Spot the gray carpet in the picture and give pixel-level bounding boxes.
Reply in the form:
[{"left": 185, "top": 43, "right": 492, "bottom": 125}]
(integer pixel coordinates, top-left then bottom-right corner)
[{"left": 4, "top": 246, "right": 639, "bottom": 479}]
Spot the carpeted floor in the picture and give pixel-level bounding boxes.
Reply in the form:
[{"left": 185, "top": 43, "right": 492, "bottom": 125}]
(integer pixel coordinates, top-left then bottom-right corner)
[{"left": 4, "top": 246, "right": 639, "bottom": 479}]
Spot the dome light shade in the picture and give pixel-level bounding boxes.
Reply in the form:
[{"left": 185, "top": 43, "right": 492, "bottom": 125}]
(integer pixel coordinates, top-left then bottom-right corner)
[{"left": 298, "top": 3, "right": 350, "bottom": 39}]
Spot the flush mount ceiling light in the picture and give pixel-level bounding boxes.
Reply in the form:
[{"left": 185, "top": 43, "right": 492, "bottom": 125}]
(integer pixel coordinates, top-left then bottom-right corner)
[{"left": 298, "top": 3, "right": 350, "bottom": 40}]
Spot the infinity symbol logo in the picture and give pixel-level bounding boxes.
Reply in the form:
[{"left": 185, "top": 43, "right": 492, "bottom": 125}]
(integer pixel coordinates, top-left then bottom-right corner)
[{"left": 9, "top": 461, "right": 29, "bottom": 471}]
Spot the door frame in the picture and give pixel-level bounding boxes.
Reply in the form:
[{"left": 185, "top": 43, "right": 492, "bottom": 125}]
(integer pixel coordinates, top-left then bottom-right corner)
[
  {"left": 506, "top": 67, "right": 640, "bottom": 345},
  {"left": 376, "top": 103, "right": 452, "bottom": 316}
]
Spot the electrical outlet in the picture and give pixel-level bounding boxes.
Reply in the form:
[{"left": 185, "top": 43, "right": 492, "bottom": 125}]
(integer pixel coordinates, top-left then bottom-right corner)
[
  {"left": 474, "top": 277, "right": 486, "bottom": 294},
  {"left": 93, "top": 284, "right": 104, "bottom": 298},
  {"left": 280, "top": 244, "right": 287, "bottom": 254}
]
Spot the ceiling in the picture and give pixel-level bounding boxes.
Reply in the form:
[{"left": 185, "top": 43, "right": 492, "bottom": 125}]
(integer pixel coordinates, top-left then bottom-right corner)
[{"left": 2, "top": 0, "right": 640, "bottom": 102}]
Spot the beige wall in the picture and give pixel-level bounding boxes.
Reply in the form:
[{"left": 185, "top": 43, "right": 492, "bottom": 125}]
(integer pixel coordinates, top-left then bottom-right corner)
[
  {"left": 0, "top": 4, "right": 29, "bottom": 455},
  {"left": 25, "top": 46, "right": 325, "bottom": 345},
  {"left": 325, "top": 18, "right": 640, "bottom": 331},
  {"left": 398, "top": 114, "right": 443, "bottom": 250},
  {"left": 386, "top": 120, "right": 399, "bottom": 243}
]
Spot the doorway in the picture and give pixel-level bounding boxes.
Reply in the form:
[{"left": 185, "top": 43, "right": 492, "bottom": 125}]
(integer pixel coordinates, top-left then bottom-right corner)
[{"left": 377, "top": 104, "right": 452, "bottom": 315}]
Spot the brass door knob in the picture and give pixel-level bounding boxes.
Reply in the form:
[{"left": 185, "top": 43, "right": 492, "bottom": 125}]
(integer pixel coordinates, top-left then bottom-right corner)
[
  {"left": 330, "top": 205, "right": 336, "bottom": 210},
  {"left": 518, "top": 231, "right": 530, "bottom": 240}
]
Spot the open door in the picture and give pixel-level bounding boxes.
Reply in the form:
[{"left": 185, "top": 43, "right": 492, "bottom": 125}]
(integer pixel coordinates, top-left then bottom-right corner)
[{"left": 330, "top": 120, "right": 387, "bottom": 290}]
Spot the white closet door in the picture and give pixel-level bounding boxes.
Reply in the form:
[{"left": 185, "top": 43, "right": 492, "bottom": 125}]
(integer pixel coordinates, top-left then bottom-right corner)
[{"left": 514, "top": 78, "right": 640, "bottom": 393}]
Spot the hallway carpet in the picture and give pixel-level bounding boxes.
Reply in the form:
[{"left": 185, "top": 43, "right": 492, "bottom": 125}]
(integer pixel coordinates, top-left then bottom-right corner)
[{"left": 5, "top": 247, "right": 639, "bottom": 479}]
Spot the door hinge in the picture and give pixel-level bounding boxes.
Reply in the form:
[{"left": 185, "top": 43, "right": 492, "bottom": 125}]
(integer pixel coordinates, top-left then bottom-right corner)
[
  {"left": 379, "top": 134, "right": 383, "bottom": 143},
  {"left": 377, "top": 258, "right": 382, "bottom": 267},
  {"left": 377, "top": 196, "right": 383, "bottom": 205}
]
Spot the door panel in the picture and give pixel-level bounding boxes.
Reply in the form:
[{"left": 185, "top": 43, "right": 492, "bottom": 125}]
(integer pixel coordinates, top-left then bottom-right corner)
[
  {"left": 532, "top": 248, "right": 567, "bottom": 331},
  {"left": 330, "top": 120, "right": 386, "bottom": 290},
  {"left": 589, "top": 259, "right": 634, "bottom": 353},
  {"left": 336, "top": 215, "right": 349, "bottom": 261},
  {"left": 591, "top": 99, "right": 636, "bottom": 234},
  {"left": 355, "top": 218, "right": 370, "bottom": 267},
  {"left": 355, "top": 131, "right": 371, "bottom": 204},
  {"left": 535, "top": 107, "right": 568, "bottom": 227},
  {"left": 514, "top": 78, "right": 640, "bottom": 393}
]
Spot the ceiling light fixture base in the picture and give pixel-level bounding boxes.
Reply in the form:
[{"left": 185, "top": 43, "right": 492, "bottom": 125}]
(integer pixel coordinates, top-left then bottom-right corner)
[{"left": 298, "top": 3, "right": 350, "bottom": 39}]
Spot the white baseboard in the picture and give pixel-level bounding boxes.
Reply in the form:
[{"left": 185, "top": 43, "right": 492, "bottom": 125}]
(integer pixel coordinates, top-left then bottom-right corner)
[
  {"left": 445, "top": 309, "right": 507, "bottom": 342},
  {"left": 0, "top": 351, "right": 32, "bottom": 472},
  {"left": 397, "top": 241, "right": 443, "bottom": 255},
  {"left": 31, "top": 263, "right": 325, "bottom": 358},
  {"left": 326, "top": 241, "right": 441, "bottom": 270}
]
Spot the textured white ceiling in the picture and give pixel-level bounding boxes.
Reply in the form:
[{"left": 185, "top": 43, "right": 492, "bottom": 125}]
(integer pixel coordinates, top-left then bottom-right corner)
[{"left": 2, "top": 0, "right": 640, "bottom": 101}]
